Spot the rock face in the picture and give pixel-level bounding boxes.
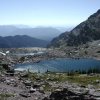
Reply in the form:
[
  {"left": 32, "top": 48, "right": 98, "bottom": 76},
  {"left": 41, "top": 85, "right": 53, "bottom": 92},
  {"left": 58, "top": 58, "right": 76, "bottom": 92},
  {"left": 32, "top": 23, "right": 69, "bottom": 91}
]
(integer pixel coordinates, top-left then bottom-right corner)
[{"left": 49, "top": 9, "right": 100, "bottom": 47}]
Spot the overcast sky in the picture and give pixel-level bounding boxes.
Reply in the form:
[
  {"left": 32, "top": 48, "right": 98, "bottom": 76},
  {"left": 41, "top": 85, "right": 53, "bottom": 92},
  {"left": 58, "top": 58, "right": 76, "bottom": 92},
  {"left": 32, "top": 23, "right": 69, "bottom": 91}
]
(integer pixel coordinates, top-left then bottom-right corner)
[{"left": 0, "top": 0, "right": 100, "bottom": 27}]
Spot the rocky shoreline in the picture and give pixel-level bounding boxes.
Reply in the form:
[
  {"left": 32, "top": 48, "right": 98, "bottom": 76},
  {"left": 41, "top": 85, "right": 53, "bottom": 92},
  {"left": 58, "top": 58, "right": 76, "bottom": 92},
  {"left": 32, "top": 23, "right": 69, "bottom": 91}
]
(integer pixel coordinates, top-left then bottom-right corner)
[{"left": 0, "top": 46, "right": 100, "bottom": 64}]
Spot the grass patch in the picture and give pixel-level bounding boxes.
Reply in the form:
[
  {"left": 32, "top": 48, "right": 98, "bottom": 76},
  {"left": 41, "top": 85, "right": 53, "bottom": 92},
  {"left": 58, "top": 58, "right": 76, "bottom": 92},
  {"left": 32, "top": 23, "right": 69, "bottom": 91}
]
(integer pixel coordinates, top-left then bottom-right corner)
[
  {"left": 27, "top": 72, "right": 100, "bottom": 89},
  {"left": 0, "top": 93, "right": 15, "bottom": 100}
]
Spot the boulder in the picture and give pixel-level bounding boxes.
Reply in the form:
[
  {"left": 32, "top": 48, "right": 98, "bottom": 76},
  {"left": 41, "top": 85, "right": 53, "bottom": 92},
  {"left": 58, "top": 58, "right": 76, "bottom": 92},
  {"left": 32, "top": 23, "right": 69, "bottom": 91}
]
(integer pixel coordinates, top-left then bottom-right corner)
[
  {"left": 23, "top": 80, "right": 32, "bottom": 87},
  {"left": 95, "top": 80, "right": 100, "bottom": 83},
  {"left": 46, "top": 88, "right": 96, "bottom": 100},
  {"left": 30, "top": 87, "right": 36, "bottom": 93},
  {"left": 19, "top": 91, "right": 31, "bottom": 98}
]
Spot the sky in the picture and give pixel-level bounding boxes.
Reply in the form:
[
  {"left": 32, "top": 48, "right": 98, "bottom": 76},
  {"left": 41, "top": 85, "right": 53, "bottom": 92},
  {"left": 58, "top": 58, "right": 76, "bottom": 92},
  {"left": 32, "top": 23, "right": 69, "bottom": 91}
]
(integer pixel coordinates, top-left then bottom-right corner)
[{"left": 0, "top": 0, "right": 100, "bottom": 27}]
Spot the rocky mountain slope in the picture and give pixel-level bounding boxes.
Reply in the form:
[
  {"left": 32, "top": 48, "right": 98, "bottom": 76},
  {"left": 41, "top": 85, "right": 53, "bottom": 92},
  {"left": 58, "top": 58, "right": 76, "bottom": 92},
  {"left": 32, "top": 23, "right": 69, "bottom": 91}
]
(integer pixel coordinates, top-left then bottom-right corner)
[
  {"left": 0, "top": 35, "right": 49, "bottom": 48},
  {"left": 49, "top": 9, "right": 100, "bottom": 47}
]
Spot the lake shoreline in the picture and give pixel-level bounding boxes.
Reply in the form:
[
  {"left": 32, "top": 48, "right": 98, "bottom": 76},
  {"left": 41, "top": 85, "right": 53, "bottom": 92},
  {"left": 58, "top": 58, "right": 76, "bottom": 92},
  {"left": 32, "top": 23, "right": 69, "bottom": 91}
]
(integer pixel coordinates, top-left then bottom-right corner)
[{"left": 15, "top": 57, "right": 100, "bottom": 73}]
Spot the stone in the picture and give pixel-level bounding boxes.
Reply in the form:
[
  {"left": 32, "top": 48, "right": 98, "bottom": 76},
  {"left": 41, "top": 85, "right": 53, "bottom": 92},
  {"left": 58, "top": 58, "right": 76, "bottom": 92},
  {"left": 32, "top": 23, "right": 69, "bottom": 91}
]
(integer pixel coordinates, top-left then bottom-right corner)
[
  {"left": 39, "top": 86, "right": 44, "bottom": 94},
  {"left": 90, "top": 91, "right": 100, "bottom": 97},
  {"left": 24, "top": 80, "right": 32, "bottom": 87},
  {"left": 33, "top": 84, "right": 40, "bottom": 88},
  {"left": 87, "top": 84, "right": 95, "bottom": 89},
  {"left": 0, "top": 77, "right": 6, "bottom": 83},
  {"left": 6, "top": 79, "right": 11, "bottom": 85},
  {"left": 30, "top": 87, "right": 36, "bottom": 93},
  {"left": 95, "top": 80, "right": 100, "bottom": 83},
  {"left": 19, "top": 91, "right": 31, "bottom": 98}
]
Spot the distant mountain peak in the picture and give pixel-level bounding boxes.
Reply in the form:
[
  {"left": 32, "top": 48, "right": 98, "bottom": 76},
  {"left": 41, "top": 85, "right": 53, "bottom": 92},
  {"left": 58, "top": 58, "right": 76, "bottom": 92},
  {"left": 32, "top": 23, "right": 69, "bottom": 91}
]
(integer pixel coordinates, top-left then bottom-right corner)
[{"left": 0, "top": 26, "right": 62, "bottom": 41}]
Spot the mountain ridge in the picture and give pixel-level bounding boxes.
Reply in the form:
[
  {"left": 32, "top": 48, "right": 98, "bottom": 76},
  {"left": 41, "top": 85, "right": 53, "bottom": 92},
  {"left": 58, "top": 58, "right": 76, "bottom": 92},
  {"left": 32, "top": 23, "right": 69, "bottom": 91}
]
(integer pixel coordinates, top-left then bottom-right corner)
[
  {"left": 0, "top": 35, "right": 49, "bottom": 48},
  {"left": 49, "top": 9, "right": 100, "bottom": 47},
  {"left": 0, "top": 26, "right": 62, "bottom": 41}
]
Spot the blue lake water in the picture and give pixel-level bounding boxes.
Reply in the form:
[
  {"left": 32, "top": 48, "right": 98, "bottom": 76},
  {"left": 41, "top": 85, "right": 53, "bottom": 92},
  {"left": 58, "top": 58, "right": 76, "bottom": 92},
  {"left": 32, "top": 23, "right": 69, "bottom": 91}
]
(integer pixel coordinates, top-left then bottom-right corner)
[{"left": 15, "top": 58, "right": 100, "bottom": 73}]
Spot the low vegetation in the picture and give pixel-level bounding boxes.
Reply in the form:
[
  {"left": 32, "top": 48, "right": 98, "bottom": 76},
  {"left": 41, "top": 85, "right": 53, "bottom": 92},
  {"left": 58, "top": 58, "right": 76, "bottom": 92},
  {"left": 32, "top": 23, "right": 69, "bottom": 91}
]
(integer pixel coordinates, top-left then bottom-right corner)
[
  {"left": 0, "top": 93, "right": 14, "bottom": 100},
  {"left": 26, "top": 70, "right": 100, "bottom": 91}
]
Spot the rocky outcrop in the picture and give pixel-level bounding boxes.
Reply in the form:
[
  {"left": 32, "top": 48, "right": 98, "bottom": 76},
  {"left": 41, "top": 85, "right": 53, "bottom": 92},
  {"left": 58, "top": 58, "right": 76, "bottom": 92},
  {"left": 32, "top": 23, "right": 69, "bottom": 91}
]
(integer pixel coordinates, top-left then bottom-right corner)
[{"left": 44, "top": 88, "right": 97, "bottom": 100}]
